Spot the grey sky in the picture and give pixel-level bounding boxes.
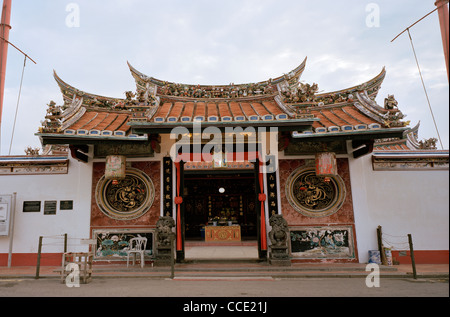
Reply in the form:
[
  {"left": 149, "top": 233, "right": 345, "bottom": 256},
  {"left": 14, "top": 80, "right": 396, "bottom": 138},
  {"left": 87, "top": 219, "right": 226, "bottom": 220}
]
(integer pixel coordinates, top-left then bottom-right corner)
[{"left": 1, "top": 0, "right": 448, "bottom": 154}]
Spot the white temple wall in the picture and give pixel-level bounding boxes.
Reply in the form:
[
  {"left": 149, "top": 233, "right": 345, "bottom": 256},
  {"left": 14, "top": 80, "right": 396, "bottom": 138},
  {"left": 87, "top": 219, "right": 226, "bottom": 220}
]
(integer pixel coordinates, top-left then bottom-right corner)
[
  {"left": 350, "top": 153, "right": 449, "bottom": 263},
  {"left": 0, "top": 155, "right": 93, "bottom": 258}
]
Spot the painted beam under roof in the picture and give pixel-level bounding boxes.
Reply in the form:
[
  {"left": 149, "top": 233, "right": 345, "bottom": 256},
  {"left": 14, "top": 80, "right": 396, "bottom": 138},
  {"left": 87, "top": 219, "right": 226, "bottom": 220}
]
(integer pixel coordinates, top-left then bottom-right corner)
[
  {"left": 290, "top": 127, "right": 408, "bottom": 142},
  {"left": 128, "top": 117, "right": 317, "bottom": 133}
]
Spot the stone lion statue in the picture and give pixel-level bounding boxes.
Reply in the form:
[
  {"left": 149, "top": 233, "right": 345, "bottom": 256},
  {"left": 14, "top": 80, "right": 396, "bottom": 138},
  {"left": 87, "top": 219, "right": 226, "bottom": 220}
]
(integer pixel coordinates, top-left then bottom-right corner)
[
  {"left": 268, "top": 214, "right": 289, "bottom": 247},
  {"left": 156, "top": 216, "right": 175, "bottom": 247}
]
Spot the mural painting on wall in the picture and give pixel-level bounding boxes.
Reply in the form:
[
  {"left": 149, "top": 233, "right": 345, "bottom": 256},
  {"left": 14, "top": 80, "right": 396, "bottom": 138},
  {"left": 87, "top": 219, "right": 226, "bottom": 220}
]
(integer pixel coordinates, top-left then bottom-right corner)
[
  {"left": 290, "top": 226, "right": 355, "bottom": 259},
  {"left": 93, "top": 229, "right": 154, "bottom": 260}
]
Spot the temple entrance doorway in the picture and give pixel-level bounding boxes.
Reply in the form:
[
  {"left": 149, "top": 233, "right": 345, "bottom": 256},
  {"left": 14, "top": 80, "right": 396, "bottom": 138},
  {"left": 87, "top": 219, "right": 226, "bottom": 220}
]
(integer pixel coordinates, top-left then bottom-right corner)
[{"left": 183, "top": 170, "right": 259, "bottom": 261}]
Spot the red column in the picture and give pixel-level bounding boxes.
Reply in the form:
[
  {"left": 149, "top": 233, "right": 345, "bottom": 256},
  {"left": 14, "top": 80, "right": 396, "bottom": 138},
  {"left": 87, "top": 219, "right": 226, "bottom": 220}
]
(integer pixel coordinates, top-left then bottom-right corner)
[
  {"left": 174, "top": 162, "right": 183, "bottom": 251},
  {"left": 258, "top": 161, "right": 267, "bottom": 251},
  {"left": 0, "top": 0, "right": 12, "bottom": 129},
  {"left": 435, "top": 0, "right": 449, "bottom": 81}
]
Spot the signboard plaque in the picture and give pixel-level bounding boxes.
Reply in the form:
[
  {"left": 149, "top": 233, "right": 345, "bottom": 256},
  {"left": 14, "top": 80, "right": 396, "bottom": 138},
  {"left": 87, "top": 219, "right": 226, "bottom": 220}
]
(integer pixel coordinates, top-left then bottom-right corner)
[
  {"left": 23, "top": 201, "right": 41, "bottom": 212},
  {"left": 0, "top": 195, "right": 12, "bottom": 236},
  {"left": 44, "top": 200, "right": 57, "bottom": 215},
  {"left": 60, "top": 200, "right": 73, "bottom": 210}
]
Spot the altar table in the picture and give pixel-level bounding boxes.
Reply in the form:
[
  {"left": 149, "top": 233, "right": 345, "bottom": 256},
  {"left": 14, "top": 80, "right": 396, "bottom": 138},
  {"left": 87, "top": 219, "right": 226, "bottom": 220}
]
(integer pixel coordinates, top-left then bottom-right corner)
[{"left": 204, "top": 225, "right": 241, "bottom": 242}]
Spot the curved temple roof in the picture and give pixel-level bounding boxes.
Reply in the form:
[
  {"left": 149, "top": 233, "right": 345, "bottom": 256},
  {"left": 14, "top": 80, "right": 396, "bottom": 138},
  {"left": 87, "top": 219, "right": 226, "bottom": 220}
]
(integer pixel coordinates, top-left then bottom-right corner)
[
  {"left": 38, "top": 57, "right": 409, "bottom": 141},
  {"left": 127, "top": 57, "right": 307, "bottom": 94}
]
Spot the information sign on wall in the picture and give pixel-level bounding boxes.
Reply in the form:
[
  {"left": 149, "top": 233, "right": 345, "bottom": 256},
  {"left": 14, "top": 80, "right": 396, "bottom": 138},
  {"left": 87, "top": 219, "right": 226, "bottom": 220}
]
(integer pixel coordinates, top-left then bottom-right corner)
[
  {"left": 0, "top": 195, "right": 12, "bottom": 236},
  {"left": 44, "top": 201, "right": 57, "bottom": 215},
  {"left": 23, "top": 201, "right": 41, "bottom": 212},
  {"left": 60, "top": 200, "right": 73, "bottom": 210}
]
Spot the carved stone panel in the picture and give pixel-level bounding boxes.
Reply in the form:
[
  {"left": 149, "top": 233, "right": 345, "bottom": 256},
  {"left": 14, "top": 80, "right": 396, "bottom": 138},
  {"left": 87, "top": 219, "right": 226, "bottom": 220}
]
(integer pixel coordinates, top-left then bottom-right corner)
[
  {"left": 95, "top": 167, "right": 155, "bottom": 220},
  {"left": 285, "top": 167, "right": 346, "bottom": 218}
]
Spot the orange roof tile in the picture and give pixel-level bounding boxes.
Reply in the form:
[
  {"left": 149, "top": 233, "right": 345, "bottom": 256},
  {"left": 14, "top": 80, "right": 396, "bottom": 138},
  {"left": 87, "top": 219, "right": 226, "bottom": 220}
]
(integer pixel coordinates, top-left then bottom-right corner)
[
  {"left": 321, "top": 109, "right": 349, "bottom": 126},
  {"left": 95, "top": 113, "right": 118, "bottom": 130},
  {"left": 168, "top": 102, "right": 184, "bottom": 118},
  {"left": 311, "top": 110, "right": 334, "bottom": 128},
  {"left": 182, "top": 102, "right": 195, "bottom": 118},
  {"left": 116, "top": 117, "right": 131, "bottom": 132},
  {"left": 263, "top": 101, "right": 283, "bottom": 116},
  {"left": 70, "top": 111, "right": 98, "bottom": 130},
  {"left": 207, "top": 102, "right": 218, "bottom": 117},
  {"left": 229, "top": 102, "right": 244, "bottom": 118},
  {"left": 154, "top": 102, "right": 172, "bottom": 119},
  {"left": 83, "top": 112, "right": 108, "bottom": 130},
  {"left": 312, "top": 121, "right": 325, "bottom": 129},
  {"left": 218, "top": 102, "right": 231, "bottom": 118},
  {"left": 331, "top": 108, "right": 360, "bottom": 126},
  {"left": 240, "top": 103, "right": 257, "bottom": 117},
  {"left": 107, "top": 114, "right": 128, "bottom": 131},
  {"left": 342, "top": 106, "right": 377, "bottom": 125},
  {"left": 194, "top": 102, "right": 206, "bottom": 117},
  {"left": 251, "top": 102, "right": 270, "bottom": 117}
]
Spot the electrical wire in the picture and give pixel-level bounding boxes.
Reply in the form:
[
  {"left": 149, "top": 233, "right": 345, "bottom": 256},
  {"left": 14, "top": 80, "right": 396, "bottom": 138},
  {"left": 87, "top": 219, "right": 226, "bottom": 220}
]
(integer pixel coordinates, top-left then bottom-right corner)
[
  {"left": 8, "top": 55, "right": 26, "bottom": 155},
  {"left": 391, "top": 3, "right": 447, "bottom": 150},
  {"left": 407, "top": 29, "right": 444, "bottom": 150}
]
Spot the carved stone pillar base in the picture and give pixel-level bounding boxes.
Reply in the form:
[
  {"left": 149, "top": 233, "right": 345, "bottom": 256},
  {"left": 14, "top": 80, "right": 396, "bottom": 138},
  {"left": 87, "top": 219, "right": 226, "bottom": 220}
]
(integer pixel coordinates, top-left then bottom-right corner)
[
  {"left": 154, "top": 246, "right": 173, "bottom": 267},
  {"left": 269, "top": 245, "right": 291, "bottom": 266}
]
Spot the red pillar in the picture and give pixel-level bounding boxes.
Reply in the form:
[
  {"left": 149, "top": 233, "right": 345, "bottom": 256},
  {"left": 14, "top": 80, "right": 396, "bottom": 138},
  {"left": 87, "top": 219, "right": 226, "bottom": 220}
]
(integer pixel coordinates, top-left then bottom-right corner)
[
  {"left": 0, "top": 0, "right": 12, "bottom": 131},
  {"left": 435, "top": 0, "right": 449, "bottom": 81}
]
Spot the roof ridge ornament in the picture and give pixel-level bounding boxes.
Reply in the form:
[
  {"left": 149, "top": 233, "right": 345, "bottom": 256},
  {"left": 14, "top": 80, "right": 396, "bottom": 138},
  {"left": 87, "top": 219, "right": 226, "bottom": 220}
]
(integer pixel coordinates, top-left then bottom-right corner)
[{"left": 127, "top": 57, "right": 307, "bottom": 99}]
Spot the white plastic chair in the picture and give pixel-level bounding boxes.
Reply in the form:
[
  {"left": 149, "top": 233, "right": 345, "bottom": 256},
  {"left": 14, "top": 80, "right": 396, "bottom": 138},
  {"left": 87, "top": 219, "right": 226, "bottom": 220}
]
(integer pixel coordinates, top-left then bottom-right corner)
[{"left": 126, "top": 237, "right": 147, "bottom": 268}]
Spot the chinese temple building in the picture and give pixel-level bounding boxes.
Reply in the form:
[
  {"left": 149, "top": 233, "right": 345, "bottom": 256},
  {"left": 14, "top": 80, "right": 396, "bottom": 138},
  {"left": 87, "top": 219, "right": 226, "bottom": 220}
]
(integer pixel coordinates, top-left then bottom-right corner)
[{"left": 0, "top": 57, "right": 448, "bottom": 266}]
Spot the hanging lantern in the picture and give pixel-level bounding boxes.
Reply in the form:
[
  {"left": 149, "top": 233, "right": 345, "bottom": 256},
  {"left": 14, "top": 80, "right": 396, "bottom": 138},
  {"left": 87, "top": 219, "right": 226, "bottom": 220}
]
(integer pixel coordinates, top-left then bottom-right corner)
[
  {"left": 315, "top": 152, "right": 337, "bottom": 176},
  {"left": 105, "top": 155, "right": 127, "bottom": 181}
]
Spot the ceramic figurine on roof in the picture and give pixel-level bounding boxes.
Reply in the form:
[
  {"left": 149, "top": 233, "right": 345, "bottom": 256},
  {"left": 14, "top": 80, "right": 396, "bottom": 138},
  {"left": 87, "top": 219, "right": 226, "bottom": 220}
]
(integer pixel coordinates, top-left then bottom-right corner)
[
  {"left": 384, "top": 94, "right": 398, "bottom": 110},
  {"left": 24, "top": 146, "right": 40, "bottom": 156},
  {"left": 38, "top": 100, "right": 62, "bottom": 133},
  {"left": 282, "top": 82, "right": 319, "bottom": 104},
  {"left": 127, "top": 57, "right": 307, "bottom": 100},
  {"left": 419, "top": 137, "right": 438, "bottom": 150},
  {"left": 381, "top": 94, "right": 408, "bottom": 128}
]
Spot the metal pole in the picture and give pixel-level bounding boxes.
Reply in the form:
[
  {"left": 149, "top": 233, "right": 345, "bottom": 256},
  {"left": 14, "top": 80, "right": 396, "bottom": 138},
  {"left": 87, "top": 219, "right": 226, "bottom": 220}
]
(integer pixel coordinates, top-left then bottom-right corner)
[
  {"left": 408, "top": 234, "right": 418, "bottom": 279},
  {"left": 64, "top": 233, "right": 67, "bottom": 253},
  {"left": 0, "top": 0, "right": 12, "bottom": 138},
  {"left": 435, "top": 0, "right": 449, "bottom": 81},
  {"left": 35, "top": 236, "right": 43, "bottom": 279}
]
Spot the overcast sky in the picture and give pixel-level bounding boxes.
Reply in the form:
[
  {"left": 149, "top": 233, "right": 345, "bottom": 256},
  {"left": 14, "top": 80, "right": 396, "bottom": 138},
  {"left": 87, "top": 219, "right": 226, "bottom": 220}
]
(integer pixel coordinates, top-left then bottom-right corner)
[{"left": 1, "top": 0, "right": 448, "bottom": 155}]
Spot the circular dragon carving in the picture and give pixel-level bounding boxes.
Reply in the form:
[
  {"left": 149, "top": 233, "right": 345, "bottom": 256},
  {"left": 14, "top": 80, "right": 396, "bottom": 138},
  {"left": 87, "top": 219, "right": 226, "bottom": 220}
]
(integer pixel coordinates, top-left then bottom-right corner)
[
  {"left": 286, "top": 167, "right": 346, "bottom": 218},
  {"left": 95, "top": 167, "right": 155, "bottom": 220}
]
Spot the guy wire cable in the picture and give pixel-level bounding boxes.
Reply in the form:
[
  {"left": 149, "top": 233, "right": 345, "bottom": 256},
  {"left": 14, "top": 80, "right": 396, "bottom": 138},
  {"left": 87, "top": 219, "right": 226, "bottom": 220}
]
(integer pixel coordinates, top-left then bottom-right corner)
[
  {"left": 0, "top": 35, "right": 36, "bottom": 154},
  {"left": 407, "top": 28, "right": 444, "bottom": 150},
  {"left": 8, "top": 54, "right": 25, "bottom": 155}
]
